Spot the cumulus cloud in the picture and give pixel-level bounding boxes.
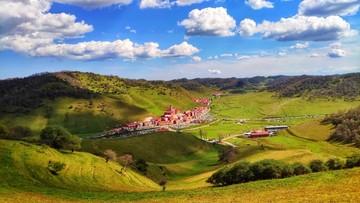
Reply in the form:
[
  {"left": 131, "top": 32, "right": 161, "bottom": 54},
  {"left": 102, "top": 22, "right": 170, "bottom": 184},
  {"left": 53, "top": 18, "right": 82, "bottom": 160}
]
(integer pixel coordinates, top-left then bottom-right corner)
[
  {"left": 290, "top": 42, "right": 309, "bottom": 49},
  {"left": 0, "top": 0, "right": 93, "bottom": 50},
  {"left": 299, "top": 0, "right": 360, "bottom": 17},
  {"left": 0, "top": 1, "right": 199, "bottom": 61},
  {"left": 328, "top": 48, "right": 346, "bottom": 58},
  {"left": 139, "top": 0, "right": 171, "bottom": 9},
  {"left": 239, "top": 18, "right": 257, "bottom": 36},
  {"left": 245, "top": 0, "right": 274, "bottom": 10},
  {"left": 208, "top": 69, "right": 221, "bottom": 74},
  {"left": 192, "top": 56, "right": 202, "bottom": 61},
  {"left": 278, "top": 52, "right": 287, "bottom": 56},
  {"left": 239, "top": 15, "right": 357, "bottom": 41},
  {"left": 54, "top": 0, "right": 133, "bottom": 9},
  {"left": 179, "top": 7, "right": 236, "bottom": 36},
  {"left": 28, "top": 40, "right": 199, "bottom": 60}
]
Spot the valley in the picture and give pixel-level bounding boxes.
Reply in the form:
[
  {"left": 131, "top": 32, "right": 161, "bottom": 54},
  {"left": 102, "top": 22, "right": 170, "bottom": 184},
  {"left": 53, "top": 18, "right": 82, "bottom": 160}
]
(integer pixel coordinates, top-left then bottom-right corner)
[{"left": 1, "top": 72, "right": 360, "bottom": 202}]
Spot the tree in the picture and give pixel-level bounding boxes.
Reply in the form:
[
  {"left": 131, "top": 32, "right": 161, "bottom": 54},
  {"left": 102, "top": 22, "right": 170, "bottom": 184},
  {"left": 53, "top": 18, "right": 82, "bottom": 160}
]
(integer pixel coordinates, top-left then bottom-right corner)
[
  {"left": 40, "top": 126, "right": 81, "bottom": 150},
  {"left": 103, "top": 149, "right": 117, "bottom": 163},
  {"left": 309, "top": 159, "right": 328, "bottom": 172},
  {"left": 119, "top": 154, "right": 133, "bottom": 172},
  {"left": 326, "top": 158, "right": 344, "bottom": 170},
  {"left": 292, "top": 162, "right": 312, "bottom": 175},
  {"left": 135, "top": 159, "right": 149, "bottom": 173},
  {"left": 345, "top": 153, "right": 360, "bottom": 168},
  {"left": 159, "top": 180, "right": 167, "bottom": 191}
]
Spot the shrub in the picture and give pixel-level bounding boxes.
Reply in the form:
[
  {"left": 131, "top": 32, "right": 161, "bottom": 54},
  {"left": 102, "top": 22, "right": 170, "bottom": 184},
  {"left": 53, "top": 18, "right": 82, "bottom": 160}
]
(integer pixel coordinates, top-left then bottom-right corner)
[
  {"left": 326, "top": 158, "right": 344, "bottom": 170},
  {"left": 226, "top": 161, "right": 253, "bottom": 184},
  {"left": 48, "top": 160, "right": 66, "bottom": 175},
  {"left": 206, "top": 168, "right": 228, "bottom": 186},
  {"left": 345, "top": 154, "right": 360, "bottom": 168},
  {"left": 250, "top": 159, "right": 288, "bottom": 180},
  {"left": 103, "top": 149, "right": 117, "bottom": 163},
  {"left": 292, "top": 162, "right": 312, "bottom": 175},
  {"left": 309, "top": 159, "right": 328, "bottom": 172}
]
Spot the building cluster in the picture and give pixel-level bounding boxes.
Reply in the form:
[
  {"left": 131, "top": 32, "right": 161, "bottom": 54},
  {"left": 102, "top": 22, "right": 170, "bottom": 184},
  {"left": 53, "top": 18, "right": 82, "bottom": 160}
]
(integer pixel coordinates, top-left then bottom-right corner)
[
  {"left": 193, "top": 98, "right": 211, "bottom": 105},
  {"left": 244, "top": 125, "right": 288, "bottom": 138},
  {"left": 108, "top": 104, "right": 210, "bottom": 135}
]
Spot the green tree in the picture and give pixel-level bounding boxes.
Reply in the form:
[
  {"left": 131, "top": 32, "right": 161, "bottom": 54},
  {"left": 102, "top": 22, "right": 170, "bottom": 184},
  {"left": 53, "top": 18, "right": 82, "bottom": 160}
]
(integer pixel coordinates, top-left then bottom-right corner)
[
  {"left": 345, "top": 153, "right": 360, "bottom": 168},
  {"left": 292, "top": 162, "right": 312, "bottom": 175},
  {"left": 309, "top": 159, "right": 328, "bottom": 172},
  {"left": 40, "top": 126, "right": 81, "bottom": 150},
  {"left": 135, "top": 159, "right": 149, "bottom": 173},
  {"left": 48, "top": 160, "right": 66, "bottom": 175},
  {"left": 326, "top": 158, "right": 344, "bottom": 170}
]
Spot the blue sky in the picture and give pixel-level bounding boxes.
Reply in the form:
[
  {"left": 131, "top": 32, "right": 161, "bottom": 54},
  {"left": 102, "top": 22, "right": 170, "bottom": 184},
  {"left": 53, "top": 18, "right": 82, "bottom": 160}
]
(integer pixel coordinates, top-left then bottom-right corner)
[{"left": 0, "top": 0, "right": 359, "bottom": 80}]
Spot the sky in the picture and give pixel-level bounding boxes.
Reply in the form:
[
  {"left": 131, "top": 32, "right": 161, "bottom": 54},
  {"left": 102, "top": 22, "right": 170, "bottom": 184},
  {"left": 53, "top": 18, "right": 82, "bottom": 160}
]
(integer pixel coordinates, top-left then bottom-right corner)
[{"left": 0, "top": 0, "right": 360, "bottom": 80}]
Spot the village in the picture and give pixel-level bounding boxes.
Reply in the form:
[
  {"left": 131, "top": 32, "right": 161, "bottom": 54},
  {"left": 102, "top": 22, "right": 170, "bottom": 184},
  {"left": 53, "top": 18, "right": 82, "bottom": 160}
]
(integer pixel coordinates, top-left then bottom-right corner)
[{"left": 89, "top": 97, "right": 214, "bottom": 139}]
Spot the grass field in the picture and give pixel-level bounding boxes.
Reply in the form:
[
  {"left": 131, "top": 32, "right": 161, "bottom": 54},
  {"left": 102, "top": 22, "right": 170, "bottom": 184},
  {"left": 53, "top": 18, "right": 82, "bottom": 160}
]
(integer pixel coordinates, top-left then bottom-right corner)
[
  {"left": 212, "top": 92, "right": 360, "bottom": 118},
  {"left": 0, "top": 139, "right": 160, "bottom": 193}
]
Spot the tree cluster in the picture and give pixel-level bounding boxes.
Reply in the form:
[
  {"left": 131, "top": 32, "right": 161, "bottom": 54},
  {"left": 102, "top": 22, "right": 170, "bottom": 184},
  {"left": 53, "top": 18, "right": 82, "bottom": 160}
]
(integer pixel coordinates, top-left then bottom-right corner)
[
  {"left": 40, "top": 126, "right": 81, "bottom": 151},
  {"left": 323, "top": 106, "right": 360, "bottom": 146},
  {"left": 0, "top": 73, "right": 95, "bottom": 113},
  {"left": 0, "top": 125, "right": 32, "bottom": 140},
  {"left": 267, "top": 73, "right": 360, "bottom": 100},
  {"left": 207, "top": 156, "right": 360, "bottom": 186}
]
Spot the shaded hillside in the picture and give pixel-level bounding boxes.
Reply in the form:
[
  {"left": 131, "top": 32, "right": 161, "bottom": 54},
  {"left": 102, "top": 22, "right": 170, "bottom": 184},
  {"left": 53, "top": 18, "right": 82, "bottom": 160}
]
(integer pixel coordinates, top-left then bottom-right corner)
[
  {"left": 266, "top": 73, "right": 360, "bottom": 100},
  {"left": 172, "top": 76, "right": 280, "bottom": 93},
  {"left": 323, "top": 105, "right": 360, "bottom": 147},
  {"left": 0, "top": 73, "right": 95, "bottom": 113}
]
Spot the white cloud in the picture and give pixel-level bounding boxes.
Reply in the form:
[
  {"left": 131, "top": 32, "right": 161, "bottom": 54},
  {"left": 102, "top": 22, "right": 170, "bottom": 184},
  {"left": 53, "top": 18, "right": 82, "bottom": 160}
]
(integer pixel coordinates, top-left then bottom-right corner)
[
  {"left": 162, "top": 42, "right": 199, "bottom": 57},
  {"left": 278, "top": 51, "right": 287, "bottom": 56},
  {"left": 328, "top": 48, "right": 346, "bottom": 58},
  {"left": 0, "top": 0, "right": 93, "bottom": 51},
  {"left": 125, "top": 26, "right": 136, "bottom": 33},
  {"left": 239, "top": 18, "right": 257, "bottom": 36},
  {"left": 290, "top": 42, "right": 309, "bottom": 49},
  {"left": 54, "top": 0, "right": 133, "bottom": 9},
  {"left": 221, "top": 53, "right": 233, "bottom": 57},
  {"left": 240, "top": 15, "right": 357, "bottom": 41},
  {"left": 236, "top": 55, "right": 252, "bottom": 60},
  {"left": 299, "top": 0, "right": 360, "bottom": 17},
  {"left": 310, "top": 53, "right": 320, "bottom": 57},
  {"left": 208, "top": 69, "right": 221, "bottom": 74},
  {"left": 29, "top": 40, "right": 198, "bottom": 60},
  {"left": 179, "top": 7, "right": 236, "bottom": 36},
  {"left": 245, "top": 0, "right": 274, "bottom": 10},
  {"left": 139, "top": 0, "right": 171, "bottom": 9},
  {"left": 192, "top": 56, "right": 202, "bottom": 61},
  {"left": 176, "top": 0, "right": 206, "bottom": 6}
]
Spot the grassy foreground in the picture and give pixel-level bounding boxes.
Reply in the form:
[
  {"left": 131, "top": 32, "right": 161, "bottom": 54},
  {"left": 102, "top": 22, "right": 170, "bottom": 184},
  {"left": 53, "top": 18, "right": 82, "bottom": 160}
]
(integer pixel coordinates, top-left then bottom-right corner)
[{"left": 1, "top": 166, "right": 360, "bottom": 202}]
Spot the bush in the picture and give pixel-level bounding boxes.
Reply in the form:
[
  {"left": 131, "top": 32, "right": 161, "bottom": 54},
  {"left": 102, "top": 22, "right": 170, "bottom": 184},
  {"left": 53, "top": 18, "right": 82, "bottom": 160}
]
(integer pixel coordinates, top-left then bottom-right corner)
[
  {"left": 292, "top": 162, "right": 312, "bottom": 175},
  {"left": 206, "top": 168, "right": 228, "bottom": 186},
  {"left": 345, "top": 154, "right": 360, "bottom": 168},
  {"left": 309, "top": 159, "right": 328, "bottom": 172},
  {"left": 326, "top": 158, "right": 344, "bottom": 170},
  {"left": 219, "top": 161, "right": 253, "bottom": 185},
  {"left": 0, "top": 125, "right": 32, "bottom": 140},
  {"left": 48, "top": 160, "right": 66, "bottom": 175},
  {"left": 250, "top": 159, "right": 290, "bottom": 180}
]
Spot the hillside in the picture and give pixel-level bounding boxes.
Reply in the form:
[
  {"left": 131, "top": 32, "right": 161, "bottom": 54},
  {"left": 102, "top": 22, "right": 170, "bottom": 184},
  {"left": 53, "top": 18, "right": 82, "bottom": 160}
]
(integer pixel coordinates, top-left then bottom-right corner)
[
  {"left": 0, "top": 139, "right": 160, "bottom": 193},
  {"left": 0, "top": 72, "right": 210, "bottom": 136}
]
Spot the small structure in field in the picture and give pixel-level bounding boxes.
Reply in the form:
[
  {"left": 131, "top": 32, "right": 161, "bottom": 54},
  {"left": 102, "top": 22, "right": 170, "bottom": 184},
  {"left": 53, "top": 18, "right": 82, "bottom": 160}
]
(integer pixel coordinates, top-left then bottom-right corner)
[
  {"left": 264, "top": 125, "right": 288, "bottom": 132},
  {"left": 249, "top": 130, "right": 270, "bottom": 138}
]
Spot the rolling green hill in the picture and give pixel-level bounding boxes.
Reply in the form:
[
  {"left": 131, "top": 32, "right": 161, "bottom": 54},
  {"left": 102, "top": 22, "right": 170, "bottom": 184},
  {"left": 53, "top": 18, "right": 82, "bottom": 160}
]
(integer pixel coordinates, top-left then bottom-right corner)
[
  {"left": 0, "top": 139, "right": 160, "bottom": 194},
  {"left": 0, "top": 72, "right": 211, "bottom": 136}
]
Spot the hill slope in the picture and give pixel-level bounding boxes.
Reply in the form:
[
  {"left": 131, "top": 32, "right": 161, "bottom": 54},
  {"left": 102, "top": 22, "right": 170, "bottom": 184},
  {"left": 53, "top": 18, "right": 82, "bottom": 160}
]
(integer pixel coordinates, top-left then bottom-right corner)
[
  {"left": 0, "top": 139, "right": 160, "bottom": 193},
  {"left": 0, "top": 72, "right": 210, "bottom": 136}
]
